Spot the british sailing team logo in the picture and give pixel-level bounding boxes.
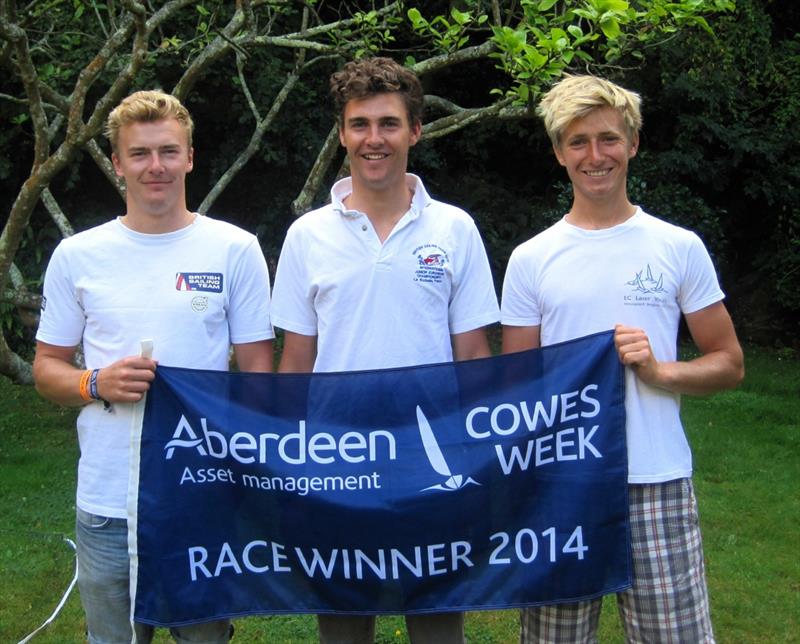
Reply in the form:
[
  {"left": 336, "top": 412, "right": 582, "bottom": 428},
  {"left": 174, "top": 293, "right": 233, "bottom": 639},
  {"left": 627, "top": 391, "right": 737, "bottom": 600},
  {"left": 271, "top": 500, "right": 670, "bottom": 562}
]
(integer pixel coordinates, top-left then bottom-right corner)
[
  {"left": 416, "top": 406, "right": 480, "bottom": 492},
  {"left": 175, "top": 272, "right": 224, "bottom": 293}
]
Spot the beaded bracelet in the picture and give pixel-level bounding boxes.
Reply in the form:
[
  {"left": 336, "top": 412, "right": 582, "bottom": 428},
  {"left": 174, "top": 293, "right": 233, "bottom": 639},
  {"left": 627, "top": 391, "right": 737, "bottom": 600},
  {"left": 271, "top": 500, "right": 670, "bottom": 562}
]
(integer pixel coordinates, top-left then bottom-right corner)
[{"left": 88, "top": 368, "right": 100, "bottom": 400}]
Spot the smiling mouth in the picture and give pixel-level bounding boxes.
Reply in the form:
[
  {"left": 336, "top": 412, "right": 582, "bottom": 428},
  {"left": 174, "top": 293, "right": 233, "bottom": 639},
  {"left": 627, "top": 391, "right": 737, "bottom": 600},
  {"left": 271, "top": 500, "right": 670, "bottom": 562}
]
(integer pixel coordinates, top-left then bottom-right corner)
[
  {"left": 584, "top": 169, "right": 611, "bottom": 177},
  {"left": 362, "top": 153, "right": 389, "bottom": 160}
]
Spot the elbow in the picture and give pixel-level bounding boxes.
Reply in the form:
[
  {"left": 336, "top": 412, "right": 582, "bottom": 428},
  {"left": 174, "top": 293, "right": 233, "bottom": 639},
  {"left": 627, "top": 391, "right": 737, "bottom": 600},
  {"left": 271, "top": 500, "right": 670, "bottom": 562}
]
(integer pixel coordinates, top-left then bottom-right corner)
[
  {"left": 31, "top": 358, "right": 45, "bottom": 396},
  {"left": 732, "top": 361, "right": 745, "bottom": 388},
  {"left": 726, "top": 351, "right": 745, "bottom": 390}
]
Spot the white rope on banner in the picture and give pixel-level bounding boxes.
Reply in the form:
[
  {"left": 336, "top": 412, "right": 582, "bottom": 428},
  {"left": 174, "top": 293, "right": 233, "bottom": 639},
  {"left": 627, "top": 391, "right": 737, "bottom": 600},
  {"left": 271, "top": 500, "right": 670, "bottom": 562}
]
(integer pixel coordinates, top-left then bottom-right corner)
[{"left": 17, "top": 536, "right": 78, "bottom": 644}]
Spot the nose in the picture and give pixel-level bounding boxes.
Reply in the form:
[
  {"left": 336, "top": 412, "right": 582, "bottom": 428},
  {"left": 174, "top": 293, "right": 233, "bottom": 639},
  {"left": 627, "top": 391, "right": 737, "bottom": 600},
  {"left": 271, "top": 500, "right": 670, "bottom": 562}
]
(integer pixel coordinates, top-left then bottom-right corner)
[
  {"left": 587, "top": 139, "right": 602, "bottom": 162},
  {"left": 365, "top": 124, "right": 383, "bottom": 146},
  {"left": 147, "top": 151, "right": 165, "bottom": 172}
]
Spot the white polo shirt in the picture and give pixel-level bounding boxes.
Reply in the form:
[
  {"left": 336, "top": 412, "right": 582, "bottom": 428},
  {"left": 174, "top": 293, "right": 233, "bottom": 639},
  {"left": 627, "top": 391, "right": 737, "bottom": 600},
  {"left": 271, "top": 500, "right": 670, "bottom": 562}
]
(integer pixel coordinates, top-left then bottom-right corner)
[{"left": 271, "top": 174, "right": 499, "bottom": 372}]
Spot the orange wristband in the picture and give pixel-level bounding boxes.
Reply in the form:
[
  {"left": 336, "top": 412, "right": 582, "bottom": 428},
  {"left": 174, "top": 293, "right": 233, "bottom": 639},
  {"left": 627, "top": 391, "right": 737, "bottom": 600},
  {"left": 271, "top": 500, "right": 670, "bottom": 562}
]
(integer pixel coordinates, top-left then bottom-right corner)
[{"left": 78, "top": 369, "right": 93, "bottom": 401}]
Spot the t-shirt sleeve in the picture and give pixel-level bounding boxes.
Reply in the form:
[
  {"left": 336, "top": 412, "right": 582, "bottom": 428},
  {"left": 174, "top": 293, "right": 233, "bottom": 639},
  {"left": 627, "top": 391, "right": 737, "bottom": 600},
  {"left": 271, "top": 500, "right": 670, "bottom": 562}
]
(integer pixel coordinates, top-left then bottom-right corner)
[
  {"left": 448, "top": 220, "right": 500, "bottom": 335},
  {"left": 226, "top": 237, "right": 275, "bottom": 344},
  {"left": 500, "top": 244, "right": 542, "bottom": 327},
  {"left": 270, "top": 225, "right": 318, "bottom": 336},
  {"left": 35, "top": 241, "right": 85, "bottom": 347},
  {"left": 679, "top": 233, "right": 725, "bottom": 314}
]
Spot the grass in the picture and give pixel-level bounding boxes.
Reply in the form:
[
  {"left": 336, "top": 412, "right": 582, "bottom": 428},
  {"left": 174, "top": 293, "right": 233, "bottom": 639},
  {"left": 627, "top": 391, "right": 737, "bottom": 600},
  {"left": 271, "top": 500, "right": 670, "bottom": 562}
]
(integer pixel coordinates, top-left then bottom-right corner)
[{"left": 1, "top": 346, "right": 797, "bottom": 643}]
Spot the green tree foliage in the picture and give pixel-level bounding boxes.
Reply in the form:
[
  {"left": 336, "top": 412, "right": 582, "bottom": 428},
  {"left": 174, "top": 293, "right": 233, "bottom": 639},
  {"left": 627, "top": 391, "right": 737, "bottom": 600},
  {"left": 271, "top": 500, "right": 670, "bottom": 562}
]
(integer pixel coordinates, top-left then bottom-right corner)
[
  {"left": 0, "top": 0, "right": 737, "bottom": 381},
  {"left": 626, "top": 0, "right": 800, "bottom": 342}
]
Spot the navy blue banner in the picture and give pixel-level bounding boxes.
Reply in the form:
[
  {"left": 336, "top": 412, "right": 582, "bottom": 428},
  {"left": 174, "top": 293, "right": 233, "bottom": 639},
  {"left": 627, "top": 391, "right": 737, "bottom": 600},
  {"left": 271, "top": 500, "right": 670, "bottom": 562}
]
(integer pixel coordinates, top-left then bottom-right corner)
[{"left": 130, "top": 331, "right": 630, "bottom": 626}]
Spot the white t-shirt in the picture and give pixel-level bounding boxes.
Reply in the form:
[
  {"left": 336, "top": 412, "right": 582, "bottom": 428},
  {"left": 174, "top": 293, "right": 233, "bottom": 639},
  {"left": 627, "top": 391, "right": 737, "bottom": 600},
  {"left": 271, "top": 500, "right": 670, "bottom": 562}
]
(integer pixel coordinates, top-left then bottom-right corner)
[
  {"left": 501, "top": 208, "right": 724, "bottom": 483},
  {"left": 37, "top": 215, "right": 274, "bottom": 517},
  {"left": 271, "top": 174, "right": 500, "bottom": 371}
]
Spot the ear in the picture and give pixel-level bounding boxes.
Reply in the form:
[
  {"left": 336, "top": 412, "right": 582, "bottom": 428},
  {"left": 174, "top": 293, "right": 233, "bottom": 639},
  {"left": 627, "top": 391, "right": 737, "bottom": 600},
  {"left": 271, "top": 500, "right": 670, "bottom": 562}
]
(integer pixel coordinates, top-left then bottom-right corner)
[
  {"left": 409, "top": 120, "right": 422, "bottom": 147},
  {"left": 111, "top": 153, "right": 124, "bottom": 177},
  {"left": 186, "top": 147, "right": 194, "bottom": 172},
  {"left": 628, "top": 132, "right": 639, "bottom": 159},
  {"left": 338, "top": 123, "right": 346, "bottom": 148},
  {"left": 553, "top": 144, "right": 567, "bottom": 168}
]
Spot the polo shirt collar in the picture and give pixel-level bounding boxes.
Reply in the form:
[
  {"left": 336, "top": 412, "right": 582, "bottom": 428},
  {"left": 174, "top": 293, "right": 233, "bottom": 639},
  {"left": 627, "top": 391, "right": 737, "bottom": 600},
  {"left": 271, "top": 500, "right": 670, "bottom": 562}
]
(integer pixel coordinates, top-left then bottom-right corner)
[{"left": 331, "top": 174, "right": 431, "bottom": 220}]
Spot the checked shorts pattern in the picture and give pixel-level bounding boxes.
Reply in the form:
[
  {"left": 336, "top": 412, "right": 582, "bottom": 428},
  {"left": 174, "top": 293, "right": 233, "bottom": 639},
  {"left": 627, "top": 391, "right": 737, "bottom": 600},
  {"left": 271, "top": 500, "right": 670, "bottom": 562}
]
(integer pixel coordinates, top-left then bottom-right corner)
[{"left": 520, "top": 478, "right": 715, "bottom": 643}]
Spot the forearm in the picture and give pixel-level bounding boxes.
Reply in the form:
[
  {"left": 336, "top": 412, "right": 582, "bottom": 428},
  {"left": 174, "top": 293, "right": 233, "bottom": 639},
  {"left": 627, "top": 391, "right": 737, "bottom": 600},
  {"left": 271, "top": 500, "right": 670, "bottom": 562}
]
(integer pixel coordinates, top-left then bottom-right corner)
[
  {"left": 452, "top": 327, "right": 492, "bottom": 361},
  {"left": 33, "top": 355, "right": 92, "bottom": 407},
  {"left": 615, "top": 308, "right": 744, "bottom": 396},
  {"left": 278, "top": 331, "right": 317, "bottom": 373},
  {"left": 233, "top": 340, "right": 274, "bottom": 373},
  {"left": 640, "top": 349, "right": 744, "bottom": 396}
]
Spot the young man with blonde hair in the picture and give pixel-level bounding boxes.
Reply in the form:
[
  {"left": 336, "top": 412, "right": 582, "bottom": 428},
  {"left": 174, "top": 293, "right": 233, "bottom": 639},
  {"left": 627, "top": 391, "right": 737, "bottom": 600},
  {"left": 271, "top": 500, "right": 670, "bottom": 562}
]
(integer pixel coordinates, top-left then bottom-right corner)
[
  {"left": 501, "top": 75, "right": 743, "bottom": 642},
  {"left": 34, "top": 89, "right": 273, "bottom": 643},
  {"left": 272, "top": 57, "right": 499, "bottom": 643}
]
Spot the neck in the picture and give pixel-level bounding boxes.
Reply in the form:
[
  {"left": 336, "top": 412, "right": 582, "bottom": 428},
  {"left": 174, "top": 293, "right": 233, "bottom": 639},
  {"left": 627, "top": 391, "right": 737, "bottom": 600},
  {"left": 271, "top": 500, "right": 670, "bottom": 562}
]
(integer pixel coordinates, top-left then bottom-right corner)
[
  {"left": 121, "top": 206, "right": 195, "bottom": 234},
  {"left": 345, "top": 179, "right": 413, "bottom": 241},
  {"left": 566, "top": 195, "right": 636, "bottom": 230}
]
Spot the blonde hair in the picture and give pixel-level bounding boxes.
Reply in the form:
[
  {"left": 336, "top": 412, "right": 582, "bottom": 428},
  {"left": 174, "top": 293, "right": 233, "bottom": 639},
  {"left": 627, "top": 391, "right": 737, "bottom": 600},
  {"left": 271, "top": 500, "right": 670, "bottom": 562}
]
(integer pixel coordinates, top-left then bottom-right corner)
[
  {"left": 105, "top": 90, "right": 194, "bottom": 152},
  {"left": 537, "top": 75, "right": 642, "bottom": 147}
]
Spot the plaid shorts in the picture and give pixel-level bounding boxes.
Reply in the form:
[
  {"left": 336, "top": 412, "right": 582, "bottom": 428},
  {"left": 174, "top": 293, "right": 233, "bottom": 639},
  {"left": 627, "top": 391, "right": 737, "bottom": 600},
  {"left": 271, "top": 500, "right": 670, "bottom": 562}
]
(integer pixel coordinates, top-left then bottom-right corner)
[{"left": 520, "top": 478, "right": 715, "bottom": 643}]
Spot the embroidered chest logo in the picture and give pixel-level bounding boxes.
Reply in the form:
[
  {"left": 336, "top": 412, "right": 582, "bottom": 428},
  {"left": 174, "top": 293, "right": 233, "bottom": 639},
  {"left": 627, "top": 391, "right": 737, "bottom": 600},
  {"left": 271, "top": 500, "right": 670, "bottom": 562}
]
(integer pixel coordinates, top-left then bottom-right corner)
[
  {"left": 412, "top": 244, "right": 449, "bottom": 284},
  {"left": 626, "top": 264, "right": 665, "bottom": 294},
  {"left": 175, "top": 272, "right": 223, "bottom": 293},
  {"left": 624, "top": 264, "right": 668, "bottom": 307}
]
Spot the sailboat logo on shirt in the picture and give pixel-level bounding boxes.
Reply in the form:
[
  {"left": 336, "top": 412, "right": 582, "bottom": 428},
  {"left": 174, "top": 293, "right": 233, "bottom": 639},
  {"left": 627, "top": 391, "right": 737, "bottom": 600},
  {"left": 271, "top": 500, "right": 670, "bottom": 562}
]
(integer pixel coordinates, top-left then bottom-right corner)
[
  {"left": 626, "top": 264, "right": 666, "bottom": 294},
  {"left": 418, "top": 253, "right": 445, "bottom": 267},
  {"left": 416, "top": 406, "right": 480, "bottom": 492}
]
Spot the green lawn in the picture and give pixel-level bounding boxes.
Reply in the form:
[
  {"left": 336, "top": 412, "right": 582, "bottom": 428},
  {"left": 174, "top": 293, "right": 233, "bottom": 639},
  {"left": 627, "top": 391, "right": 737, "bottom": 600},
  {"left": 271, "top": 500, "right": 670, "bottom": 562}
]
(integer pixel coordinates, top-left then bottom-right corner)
[{"left": 1, "top": 346, "right": 797, "bottom": 643}]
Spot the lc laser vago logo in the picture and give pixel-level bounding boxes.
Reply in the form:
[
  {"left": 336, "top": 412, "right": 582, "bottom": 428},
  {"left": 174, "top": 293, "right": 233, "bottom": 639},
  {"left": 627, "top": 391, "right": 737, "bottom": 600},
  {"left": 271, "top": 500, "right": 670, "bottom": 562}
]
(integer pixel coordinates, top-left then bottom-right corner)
[{"left": 416, "top": 406, "right": 480, "bottom": 492}]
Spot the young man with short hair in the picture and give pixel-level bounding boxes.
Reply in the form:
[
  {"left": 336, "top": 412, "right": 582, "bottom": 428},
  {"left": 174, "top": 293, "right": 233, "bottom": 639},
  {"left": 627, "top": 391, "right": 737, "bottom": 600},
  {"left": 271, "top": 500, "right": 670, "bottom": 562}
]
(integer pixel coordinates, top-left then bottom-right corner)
[
  {"left": 501, "top": 75, "right": 744, "bottom": 643},
  {"left": 33, "top": 90, "right": 274, "bottom": 643},
  {"left": 271, "top": 57, "right": 499, "bottom": 644}
]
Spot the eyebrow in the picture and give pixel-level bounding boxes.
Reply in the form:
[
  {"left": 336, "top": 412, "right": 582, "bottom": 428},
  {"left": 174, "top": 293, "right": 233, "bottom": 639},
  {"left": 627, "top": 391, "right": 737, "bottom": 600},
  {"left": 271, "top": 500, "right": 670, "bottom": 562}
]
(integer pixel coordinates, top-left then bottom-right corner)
[
  {"left": 126, "top": 144, "right": 181, "bottom": 153},
  {"left": 566, "top": 130, "right": 622, "bottom": 141},
  {"left": 346, "top": 116, "right": 402, "bottom": 125}
]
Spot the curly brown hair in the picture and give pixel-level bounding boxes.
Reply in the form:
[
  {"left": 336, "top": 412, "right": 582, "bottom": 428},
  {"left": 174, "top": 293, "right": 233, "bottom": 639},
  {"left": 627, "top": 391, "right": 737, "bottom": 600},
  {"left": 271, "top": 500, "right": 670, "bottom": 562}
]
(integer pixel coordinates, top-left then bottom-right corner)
[{"left": 330, "top": 57, "right": 424, "bottom": 126}]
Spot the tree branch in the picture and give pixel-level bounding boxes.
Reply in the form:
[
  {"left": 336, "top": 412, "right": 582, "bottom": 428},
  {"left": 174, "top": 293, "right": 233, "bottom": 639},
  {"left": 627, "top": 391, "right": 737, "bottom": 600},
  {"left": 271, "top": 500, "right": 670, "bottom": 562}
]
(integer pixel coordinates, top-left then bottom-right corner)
[
  {"left": 291, "top": 125, "right": 342, "bottom": 216},
  {"left": 40, "top": 188, "right": 75, "bottom": 238},
  {"left": 411, "top": 40, "right": 496, "bottom": 76},
  {"left": 422, "top": 97, "right": 526, "bottom": 140},
  {"left": 84, "top": 139, "right": 126, "bottom": 201},
  {"left": 199, "top": 69, "right": 301, "bottom": 214}
]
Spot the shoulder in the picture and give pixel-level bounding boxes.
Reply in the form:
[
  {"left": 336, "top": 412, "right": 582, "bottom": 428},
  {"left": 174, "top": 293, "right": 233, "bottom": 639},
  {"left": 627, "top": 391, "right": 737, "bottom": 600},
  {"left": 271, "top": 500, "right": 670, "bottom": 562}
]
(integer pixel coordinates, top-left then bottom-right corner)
[
  {"left": 426, "top": 198, "right": 473, "bottom": 221},
  {"left": 53, "top": 220, "right": 118, "bottom": 256},
  {"left": 510, "top": 219, "right": 565, "bottom": 260},
  {"left": 421, "top": 198, "right": 482, "bottom": 239},
  {"left": 284, "top": 203, "right": 338, "bottom": 239},
  {"left": 634, "top": 210, "right": 706, "bottom": 248},
  {"left": 196, "top": 215, "right": 258, "bottom": 245}
]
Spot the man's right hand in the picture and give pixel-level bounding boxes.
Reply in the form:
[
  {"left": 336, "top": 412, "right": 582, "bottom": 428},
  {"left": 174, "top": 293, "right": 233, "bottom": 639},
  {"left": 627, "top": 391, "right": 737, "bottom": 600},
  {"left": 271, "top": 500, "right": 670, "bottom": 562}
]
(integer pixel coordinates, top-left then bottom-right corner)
[
  {"left": 95, "top": 356, "right": 158, "bottom": 403},
  {"left": 33, "top": 341, "right": 157, "bottom": 407}
]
